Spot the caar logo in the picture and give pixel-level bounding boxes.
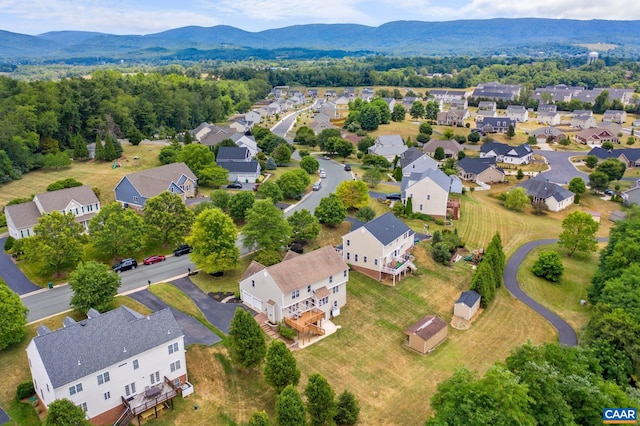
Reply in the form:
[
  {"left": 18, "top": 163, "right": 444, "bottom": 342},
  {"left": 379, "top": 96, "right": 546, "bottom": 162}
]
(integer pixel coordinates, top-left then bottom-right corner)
[{"left": 603, "top": 408, "right": 637, "bottom": 424}]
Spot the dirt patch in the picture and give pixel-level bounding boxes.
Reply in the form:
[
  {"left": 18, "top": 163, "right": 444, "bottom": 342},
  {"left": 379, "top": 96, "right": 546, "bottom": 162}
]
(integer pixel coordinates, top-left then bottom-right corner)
[{"left": 208, "top": 291, "right": 242, "bottom": 303}]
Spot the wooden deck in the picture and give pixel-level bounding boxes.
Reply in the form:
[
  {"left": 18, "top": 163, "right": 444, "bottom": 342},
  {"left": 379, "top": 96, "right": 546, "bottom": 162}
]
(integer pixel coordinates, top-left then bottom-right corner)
[{"left": 284, "top": 308, "right": 326, "bottom": 344}]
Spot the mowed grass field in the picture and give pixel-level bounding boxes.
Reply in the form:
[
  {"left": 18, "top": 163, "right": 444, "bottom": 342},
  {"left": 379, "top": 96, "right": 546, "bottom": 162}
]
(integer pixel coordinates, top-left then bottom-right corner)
[{"left": 0, "top": 142, "right": 166, "bottom": 207}]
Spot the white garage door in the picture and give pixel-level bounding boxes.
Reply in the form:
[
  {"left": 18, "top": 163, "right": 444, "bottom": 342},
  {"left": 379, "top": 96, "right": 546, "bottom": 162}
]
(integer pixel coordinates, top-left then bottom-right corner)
[{"left": 242, "top": 290, "right": 262, "bottom": 311}]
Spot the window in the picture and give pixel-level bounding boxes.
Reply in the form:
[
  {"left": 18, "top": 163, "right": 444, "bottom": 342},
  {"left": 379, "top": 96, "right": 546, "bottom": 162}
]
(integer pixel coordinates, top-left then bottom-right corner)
[
  {"left": 150, "top": 371, "right": 160, "bottom": 385},
  {"left": 346, "top": 253, "right": 350, "bottom": 260},
  {"left": 133, "top": 196, "right": 139, "bottom": 203},
  {"left": 252, "top": 280, "right": 255, "bottom": 287},
  {"left": 419, "top": 204, "right": 423, "bottom": 211},
  {"left": 69, "top": 383, "right": 82, "bottom": 396},
  {"left": 125, "top": 382, "right": 136, "bottom": 397},
  {"left": 104, "top": 392, "right": 111, "bottom": 400},
  {"left": 168, "top": 342, "right": 179, "bottom": 354},
  {"left": 343, "top": 270, "right": 347, "bottom": 277},
  {"left": 170, "top": 360, "right": 181, "bottom": 372},
  {"left": 427, "top": 194, "right": 430, "bottom": 201},
  {"left": 355, "top": 254, "right": 358, "bottom": 262},
  {"left": 346, "top": 239, "right": 350, "bottom": 246},
  {"left": 374, "top": 259, "right": 378, "bottom": 265},
  {"left": 307, "top": 285, "right": 311, "bottom": 293},
  {"left": 329, "top": 276, "right": 333, "bottom": 283},
  {"left": 364, "top": 256, "right": 367, "bottom": 263},
  {"left": 79, "top": 402, "right": 87, "bottom": 413},
  {"left": 291, "top": 289, "right": 300, "bottom": 299},
  {"left": 332, "top": 286, "right": 339, "bottom": 294},
  {"left": 97, "top": 372, "right": 110, "bottom": 385},
  {"left": 318, "top": 296, "right": 329, "bottom": 306},
  {"left": 133, "top": 359, "right": 139, "bottom": 370},
  {"left": 46, "top": 384, "right": 49, "bottom": 392}
]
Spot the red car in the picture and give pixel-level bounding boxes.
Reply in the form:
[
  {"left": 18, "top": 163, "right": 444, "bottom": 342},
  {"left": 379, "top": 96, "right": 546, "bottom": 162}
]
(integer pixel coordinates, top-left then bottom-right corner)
[{"left": 143, "top": 255, "right": 166, "bottom": 265}]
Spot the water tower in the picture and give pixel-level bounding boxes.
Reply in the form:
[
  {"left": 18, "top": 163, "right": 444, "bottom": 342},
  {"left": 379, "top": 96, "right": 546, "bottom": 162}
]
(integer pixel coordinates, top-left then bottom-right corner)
[{"left": 587, "top": 51, "right": 599, "bottom": 65}]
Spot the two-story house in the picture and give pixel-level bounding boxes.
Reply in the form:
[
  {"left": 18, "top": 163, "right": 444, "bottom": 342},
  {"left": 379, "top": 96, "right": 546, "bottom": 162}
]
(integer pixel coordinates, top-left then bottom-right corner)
[
  {"left": 239, "top": 246, "right": 348, "bottom": 338},
  {"left": 480, "top": 142, "right": 533, "bottom": 164},
  {"left": 436, "top": 109, "right": 469, "bottom": 126},
  {"left": 215, "top": 147, "right": 261, "bottom": 183},
  {"left": 341, "top": 212, "right": 416, "bottom": 285},
  {"left": 114, "top": 163, "right": 197, "bottom": 208},
  {"left": 505, "top": 105, "right": 529, "bottom": 122},
  {"left": 5, "top": 185, "right": 100, "bottom": 240},
  {"left": 603, "top": 109, "right": 627, "bottom": 124},
  {"left": 401, "top": 168, "right": 451, "bottom": 218},
  {"left": 26, "top": 307, "right": 189, "bottom": 425},
  {"left": 477, "top": 117, "right": 516, "bottom": 134},
  {"left": 368, "top": 135, "right": 407, "bottom": 161}
]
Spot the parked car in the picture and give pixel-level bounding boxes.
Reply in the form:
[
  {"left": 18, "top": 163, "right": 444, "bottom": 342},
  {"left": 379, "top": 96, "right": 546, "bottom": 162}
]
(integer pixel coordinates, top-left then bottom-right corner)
[
  {"left": 143, "top": 255, "right": 166, "bottom": 265},
  {"left": 112, "top": 258, "right": 138, "bottom": 273},
  {"left": 319, "top": 169, "right": 327, "bottom": 178},
  {"left": 344, "top": 164, "right": 352, "bottom": 171},
  {"left": 173, "top": 244, "right": 193, "bottom": 256},
  {"left": 227, "top": 182, "right": 243, "bottom": 189},
  {"left": 323, "top": 155, "right": 330, "bottom": 160},
  {"left": 313, "top": 181, "right": 322, "bottom": 191},
  {"left": 386, "top": 193, "right": 402, "bottom": 200},
  {"left": 604, "top": 189, "right": 615, "bottom": 196}
]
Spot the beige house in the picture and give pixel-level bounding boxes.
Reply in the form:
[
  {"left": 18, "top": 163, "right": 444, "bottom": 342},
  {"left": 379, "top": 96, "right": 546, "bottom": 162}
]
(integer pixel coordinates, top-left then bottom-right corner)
[
  {"left": 457, "top": 157, "right": 505, "bottom": 184},
  {"left": 341, "top": 212, "right": 416, "bottom": 285},
  {"left": 401, "top": 168, "right": 451, "bottom": 217},
  {"left": 239, "top": 246, "right": 348, "bottom": 336},
  {"left": 574, "top": 127, "right": 619, "bottom": 147},
  {"left": 404, "top": 315, "right": 447, "bottom": 354},
  {"left": 453, "top": 290, "right": 481, "bottom": 320},
  {"left": 423, "top": 139, "right": 463, "bottom": 159}
]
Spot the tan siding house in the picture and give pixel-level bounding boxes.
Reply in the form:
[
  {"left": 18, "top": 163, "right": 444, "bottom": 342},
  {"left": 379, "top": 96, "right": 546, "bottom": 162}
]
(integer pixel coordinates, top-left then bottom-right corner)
[
  {"left": 404, "top": 315, "right": 448, "bottom": 354},
  {"left": 453, "top": 290, "right": 481, "bottom": 320},
  {"left": 402, "top": 168, "right": 450, "bottom": 217}
]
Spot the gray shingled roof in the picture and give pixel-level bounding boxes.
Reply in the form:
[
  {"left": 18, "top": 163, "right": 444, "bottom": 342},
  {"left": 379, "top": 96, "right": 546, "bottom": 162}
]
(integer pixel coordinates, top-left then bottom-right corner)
[
  {"left": 216, "top": 146, "right": 249, "bottom": 161},
  {"left": 119, "top": 162, "right": 196, "bottom": 198},
  {"left": 456, "top": 290, "right": 481, "bottom": 307},
  {"left": 218, "top": 160, "right": 260, "bottom": 173},
  {"left": 5, "top": 201, "right": 41, "bottom": 230},
  {"left": 361, "top": 212, "right": 412, "bottom": 245},
  {"left": 32, "top": 307, "right": 183, "bottom": 389},
  {"left": 457, "top": 157, "right": 499, "bottom": 175},
  {"left": 515, "top": 179, "right": 574, "bottom": 202},
  {"left": 481, "top": 142, "right": 530, "bottom": 158},
  {"left": 588, "top": 147, "right": 640, "bottom": 163},
  {"left": 35, "top": 185, "right": 99, "bottom": 212}
]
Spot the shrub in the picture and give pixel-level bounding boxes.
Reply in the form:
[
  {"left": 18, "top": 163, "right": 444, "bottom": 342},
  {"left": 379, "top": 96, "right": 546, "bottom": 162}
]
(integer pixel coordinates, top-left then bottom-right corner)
[
  {"left": 531, "top": 250, "right": 564, "bottom": 283},
  {"left": 434, "top": 218, "right": 445, "bottom": 226},
  {"left": 278, "top": 323, "right": 297, "bottom": 340},
  {"left": 254, "top": 249, "right": 283, "bottom": 266},
  {"left": 16, "top": 381, "right": 35, "bottom": 400},
  {"left": 4, "top": 236, "right": 15, "bottom": 251}
]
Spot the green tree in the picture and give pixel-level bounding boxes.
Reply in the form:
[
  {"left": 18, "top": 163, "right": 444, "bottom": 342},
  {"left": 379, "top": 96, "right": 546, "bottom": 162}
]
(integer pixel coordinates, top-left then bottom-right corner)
[
  {"left": 593, "top": 90, "right": 611, "bottom": 114},
  {"left": 159, "top": 145, "right": 181, "bottom": 165},
  {"left": 305, "top": 374, "right": 336, "bottom": 426},
  {"left": 45, "top": 398, "right": 91, "bottom": 426},
  {"left": 391, "top": 103, "right": 406, "bottom": 122},
  {"left": 595, "top": 158, "right": 626, "bottom": 182},
  {"left": 588, "top": 171, "right": 610, "bottom": 193},
  {"left": 0, "top": 279, "right": 28, "bottom": 350},
  {"left": 277, "top": 169, "right": 311, "bottom": 199},
  {"left": 468, "top": 131, "right": 481, "bottom": 144},
  {"left": 256, "top": 181, "right": 284, "bottom": 204},
  {"left": 143, "top": 191, "right": 195, "bottom": 248},
  {"left": 558, "top": 211, "right": 599, "bottom": 257},
  {"left": 335, "top": 180, "right": 369, "bottom": 209},
  {"left": 419, "top": 122, "right": 433, "bottom": 136},
  {"left": 264, "top": 340, "right": 301, "bottom": 394},
  {"left": 405, "top": 196, "right": 413, "bottom": 216},
  {"left": 272, "top": 143, "right": 292, "bottom": 164},
  {"left": 288, "top": 209, "right": 321, "bottom": 244},
  {"left": 26, "top": 210, "right": 84, "bottom": 275},
  {"left": 94, "top": 136, "right": 105, "bottom": 161},
  {"left": 470, "top": 261, "right": 495, "bottom": 308},
  {"left": 69, "top": 261, "right": 121, "bottom": 313},
  {"left": 568, "top": 177, "right": 586, "bottom": 195},
  {"left": 228, "top": 191, "right": 255, "bottom": 221},
  {"left": 355, "top": 206, "right": 376, "bottom": 222},
  {"left": 183, "top": 130, "right": 193, "bottom": 144},
  {"left": 531, "top": 250, "right": 564, "bottom": 282},
  {"left": 485, "top": 232, "right": 506, "bottom": 288},
  {"left": 243, "top": 200, "right": 292, "bottom": 251},
  {"left": 247, "top": 410, "right": 271, "bottom": 426},
  {"left": 276, "top": 385, "right": 307, "bottom": 426},
  {"left": 442, "top": 129, "right": 454, "bottom": 140},
  {"left": 300, "top": 155, "right": 320, "bottom": 174},
  {"left": 227, "top": 307, "right": 266, "bottom": 369},
  {"left": 504, "top": 187, "right": 529, "bottom": 211},
  {"left": 362, "top": 167, "right": 383, "bottom": 188},
  {"left": 187, "top": 208, "right": 239, "bottom": 273},
  {"left": 357, "top": 137, "right": 375, "bottom": 154},
  {"left": 177, "top": 143, "right": 215, "bottom": 178},
  {"left": 334, "top": 139, "right": 355, "bottom": 160},
  {"left": 42, "top": 151, "right": 72, "bottom": 169},
  {"left": 585, "top": 155, "right": 599, "bottom": 169},
  {"left": 371, "top": 98, "right": 391, "bottom": 124},
  {"left": 334, "top": 390, "right": 360, "bottom": 425},
  {"left": 424, "top": 101, "right": 440, "bottom": 121},
  {"left": 89, "top": 203, "right": 146, "bottom": 260},
  {"left": 516, "top": 168, "right": 524, "bottom": 180},
  {"left": 315, "top": 194, "right": 347, "bottom": 226},
  {"left": 210, "top": 189, "right": 231, "bottom": 210},
  {"left": 72, "top": 135, "right": 89, "bottom": 160},
  {"left": 197, "top": 164, "right": 229, "bottom": 187},
  {"left": 434, "top": 146, "right": 445, "bottom": 161},
  {"left": 410, "top": 101, "right": 425, "bottom": 119},
  {"left": 506, "top": 124, "right": 515, "bottom": 138}
]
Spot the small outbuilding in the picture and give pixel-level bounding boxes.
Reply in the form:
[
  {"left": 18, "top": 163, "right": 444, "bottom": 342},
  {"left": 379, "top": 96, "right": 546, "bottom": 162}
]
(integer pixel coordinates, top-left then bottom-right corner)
[
  {"left": 454, "top": 290, "right": 481, "bottom": 320},
  {"left": 404, "top": 315, "right": 447, "bottom": 355}
]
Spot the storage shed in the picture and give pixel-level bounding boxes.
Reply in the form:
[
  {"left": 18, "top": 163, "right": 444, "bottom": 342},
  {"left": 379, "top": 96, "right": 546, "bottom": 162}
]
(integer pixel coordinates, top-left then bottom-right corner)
[
  {"left": 404, "top": 315, "right": 447, "bottom": 354},
  {"left": 454, "top": 290, "right": 481, "bottom": 320}
]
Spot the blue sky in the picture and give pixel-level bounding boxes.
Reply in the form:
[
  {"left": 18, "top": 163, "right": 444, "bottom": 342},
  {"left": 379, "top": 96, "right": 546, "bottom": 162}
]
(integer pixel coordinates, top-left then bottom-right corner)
[{"left": 0, "top": 0, "right": 638, "bottom": 35}]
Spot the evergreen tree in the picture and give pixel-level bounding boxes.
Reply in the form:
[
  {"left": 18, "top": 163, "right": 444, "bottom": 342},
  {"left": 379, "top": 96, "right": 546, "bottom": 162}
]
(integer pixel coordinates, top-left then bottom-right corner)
[
  {"left": 227, "top": 308, "right": 266, "bottom": 369},
  {"left": 305, "top": 374, "right": 336, "bottom": 426},
  {"left": 247, "top": 410, "right": 270, "bottom": 426},
  {"left": 484, "top": 233, "right": 506, "bottom": 287},
  {"left": 103, "top": 135, "right": 117, "bottom": 161},
  {"left": 334, "top": 390, "right": 360, "bottom": 425},
  {"left": 470, "top": 262, "right": 495, "bottom": 308},
  {"left": 404, "top": 196, "right": 413, "bottom": 215},
  {"left": 264, "top": 340, "right": 301, "bottom": 394},
  {"left": 72, "top": 135, "right": 89, "bottom": 160},
  {"left": 94, "top": 136, "right": 105, "bottom": 160},
  {"left": 276, "top": 385, "right": 307, "bottom": 426}
]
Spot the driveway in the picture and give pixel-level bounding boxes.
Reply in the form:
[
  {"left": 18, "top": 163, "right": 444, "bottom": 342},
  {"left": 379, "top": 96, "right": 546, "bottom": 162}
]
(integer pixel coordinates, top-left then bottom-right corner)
[
  {"left": 504, "top": 239, "right": 578, "bottom": 346},
  {"left": 127, "top": 289, "right": 220, "bottom": 346},
  {"left": 170, "top": 277, "right": 249, "bottom": 334},
  {"left": 0, "top": 237, "right": 41, "bottom": 295},
  {"left": 534, "top": 150, "right": 588, "bottom": 185}
]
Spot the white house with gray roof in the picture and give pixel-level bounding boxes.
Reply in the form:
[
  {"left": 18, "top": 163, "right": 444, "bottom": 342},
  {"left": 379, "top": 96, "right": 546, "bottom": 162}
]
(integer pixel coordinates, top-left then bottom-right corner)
[
  {"left": 480, "top": 142, "right": 533, "bottom": 165},
  {"left": 514, "top": 179, "right": 575, "bottom": 212},
  {"left": 401, "top": 168, "right": 451, "bottom": 217},
  {"left": 341, "top": 212, "right": 416, "bottom": 284},
  {"left": 26, "top": 307, "right": 188, "bottom": 425},
  {"left": 5, "top": 185, "right": 100, "bottom": 240},
  {"left": 368, "top": 134, "right": 407, "bottom": 161}
]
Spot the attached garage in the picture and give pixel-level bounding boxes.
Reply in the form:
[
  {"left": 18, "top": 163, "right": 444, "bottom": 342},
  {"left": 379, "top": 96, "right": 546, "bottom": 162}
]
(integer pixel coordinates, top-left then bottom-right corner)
[{"left": 241, "top": 290, "right": 263, "bottom": 312}]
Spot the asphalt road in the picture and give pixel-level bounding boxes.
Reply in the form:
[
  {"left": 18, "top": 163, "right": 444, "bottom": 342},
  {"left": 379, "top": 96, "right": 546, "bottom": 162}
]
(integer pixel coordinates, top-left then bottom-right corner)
[
  {"left": 534, "top": 150, "right": 588, "bottom": 185},
  {"left": 0, "top": 237, "right": 40, "bottom": 295},
  {"left": 22, "top": 254, "right": 195, "bottom": 323}
]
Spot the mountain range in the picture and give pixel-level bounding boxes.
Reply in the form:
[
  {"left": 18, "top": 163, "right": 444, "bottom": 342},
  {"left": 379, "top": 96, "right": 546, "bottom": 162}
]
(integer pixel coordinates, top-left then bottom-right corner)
[{"left": 1, "top": 18, "right": 640, "bottom": 63}]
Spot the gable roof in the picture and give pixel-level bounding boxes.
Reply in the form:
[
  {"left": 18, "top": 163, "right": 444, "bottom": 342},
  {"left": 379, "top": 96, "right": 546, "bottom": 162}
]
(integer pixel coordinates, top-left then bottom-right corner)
[
  {"left": 531, "top": 126, "right": 565, "bottom": 137},
  {"left": 423, "top": 139, "right": 463, "bottom": 155},
  {"left": 515, "top": 179, "right": 574, "bottom": 202},
  {"left": 118, "top": 163, "right": 196, "bottom": 198},
  {"left": 399, "top": 147, "right": 424, "bottom": 167},
  {"left": 404, "top": 315, "right": 447, "bottom": 341},
  {"left": 480, "top": 142, "right": 531, "bottom": 158},
  {"left": 253, "top": 246, "right": 347, "bottom": 294},
  {"left": 5, "top": 201, "right": 42, "bottom": 230},
  {"left": 216, "top": 146, "right": 249, "bottom": 161},
  {"left": 455, "top": 290, "right": 481, "bottom": 307},
  {"left": 218, "top": 160, "right": 260, "bottom": 173},
  {"left": 588, "top": 147, "right": 640, "bottom": 163},
  {"left": 35, "top": 185, "right": 99, "bottom": 212},
  {"left": 402, "top": 167, "right": 451, "bottom": 194},
  {"left": 457, "top": 157, "right": 500, "bottom": 175},
  {"left": 32, "top": 307, "right": 182, "bottom": 389},
  {"left": 357, "top": 212, "right": 412, "bottom": 245},
  {"left": 375, "top": 134, "right": 404, "bottom": 147}
]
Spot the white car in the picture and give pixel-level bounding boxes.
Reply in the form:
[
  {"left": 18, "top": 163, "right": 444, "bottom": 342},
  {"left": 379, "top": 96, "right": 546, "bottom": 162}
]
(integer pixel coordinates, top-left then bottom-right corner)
[{"left": 319, "top": 169, "right": 327, "bottom": 178}]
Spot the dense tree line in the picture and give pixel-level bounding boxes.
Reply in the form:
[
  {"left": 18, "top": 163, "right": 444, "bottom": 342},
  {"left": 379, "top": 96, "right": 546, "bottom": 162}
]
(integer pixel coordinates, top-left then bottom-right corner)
[{"left": 0, "top": 71, "right": 269, "bottom": 183}]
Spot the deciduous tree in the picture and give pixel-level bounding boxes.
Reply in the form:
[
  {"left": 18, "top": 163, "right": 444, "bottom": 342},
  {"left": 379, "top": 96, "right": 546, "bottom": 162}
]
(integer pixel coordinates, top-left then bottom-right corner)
[
  {"left": 276, "top": 385, "right": 306, "bottom": 426},
  {"left": 45, "top": 398, "right": 91, "bottom": 426},
  {"left": 288, "top": 209, "right": 321, "bottom": 243},
  {"left": 89, "top": 203, "right": 146, "bottom": 260},
  {"left": 588, "top": 171, "right": 610, "bottom": 193},
  {"left": 315, "top": 194, "right": 346, "bottom": 226},
  {"left": 531, "top": 250, "right": 564, "bottom": 282},
  {"left": 26, "top": 210, "right": 84, "bottom": 275},
  {"left": 504, "top": 187, "right": 529, "bottom": 211},
  {"left": 300, "top": 155, "right": 320, "bottom": 174},
  {"left": 585, "top": 155, "right": 599, "bottom": 169},
  {"left": 265, "top": 340, "right": 300, "bottom": 394},
  {"left": 335, "top": 180, "right": 369, "bottom": 209},
  {"left": 595, "top": 158, "right": 626, "bottom": 182},
  {"left": 0, "top": 279, "right": 28, "bottom": 350},
  {"left": 227, "top": 308, "right": 266, "bottom": 369},
  {"left": 568, "top": 177, "right": 586, "bottom": 195},
  {"left": 69, "top": 261, "right": 121, "bottom": 313},
  {"left": 410, "top": 101, "right": 425, "bottom": 119},
  {"left": 143, "top": 191, "right": 195, "bottom": 248},
  {"left": 177, "top": 143, "right": 215, "bottom": 178},
  {"left": 277, "top": 169, "right": 311, "bottom": 199},
  {"left": 243, "top": 200, "right": 292, "bottom": 251},
  {"left": 272, "top": 143, "right": 292, "bottom": 164},
  {"left": 228, "top": 191, "right": 255, "bottom": 221},
  {"left": 187, "top": 208, "right": 239, "bottom": 273},
  {"left": 391, "top": 103, "right": 406, "bottom": 121},
  {"left": 355, "top": 206, "right": 376, "bottom": 222},
  {"left": 558, "top": 211, "right": 599, "bottom": 257}
]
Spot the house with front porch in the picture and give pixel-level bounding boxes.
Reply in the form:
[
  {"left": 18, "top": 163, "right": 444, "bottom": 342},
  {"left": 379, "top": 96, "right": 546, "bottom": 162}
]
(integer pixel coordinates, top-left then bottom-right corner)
[
  {"left": 531, "top": 126, "right": 567, "bottom": 144},
  {"left": 423, "top": 139, "right": 463, "bottom": 159},
  {"left": 436, "top": 109, "right": 469, "bottom": 126},
  {"left": 26, "top": 307, "right": 188, "bottom": 426},
  {"left": 5, "top": 185, "right": 100, "bottom": 240},
  {"left": 341, "top": 212, "right": 416, "bottom": 285},
  {"left": 480, "top": 142, "right": 533, "bottom": 164},
  {"left": 239, "top": 246, "right": 348, "bottom": 338},
  {"left": 570, "top": 114, "right": 597, "bottom": 129},
  {"left": 574, "top": 127, "right": 619, "bottom": 147},
  {"left": 114, "top": 163, "right": 197, "bottom": 208},
  {"left": 603, "top": 110, "right": 627, "bottom": 124},
  {"left": 587, "top": 147, "right": 640, "bottom": 168},
  {"left": 536, "top": 111, "right": 561, "bottom": 125},
  {"left": 477, "top": 117, "right": 516, "bottom": 134}
]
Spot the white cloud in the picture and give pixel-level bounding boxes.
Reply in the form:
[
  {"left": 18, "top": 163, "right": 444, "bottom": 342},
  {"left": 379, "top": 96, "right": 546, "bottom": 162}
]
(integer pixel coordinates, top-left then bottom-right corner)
[{"left": 461, "top": 0, "right": 640, "bottom": 20}]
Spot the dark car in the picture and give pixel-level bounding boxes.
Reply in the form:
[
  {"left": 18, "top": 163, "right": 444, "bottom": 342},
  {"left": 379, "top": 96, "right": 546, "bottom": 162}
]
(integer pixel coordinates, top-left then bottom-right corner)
[
  {"left": 386, "top": 193, "right": 402, "bottom": 200},
  {"left": 143, "top": 255, "right": 166, "bottom": 265},
  {"left": 227, "top": 182, "right": 243, "bottom": 189},
  {"left": 173, "top": 244, "right": 193, "bottom": 256},
  {"left": 112, "top": 258, "right": 137, "bottom": 273},
  {"left": 604, "top": 189, "right": 615, "bottom": 196},
  {"left": 344, "top": 164, "right": 352, "bottom": 171}
]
